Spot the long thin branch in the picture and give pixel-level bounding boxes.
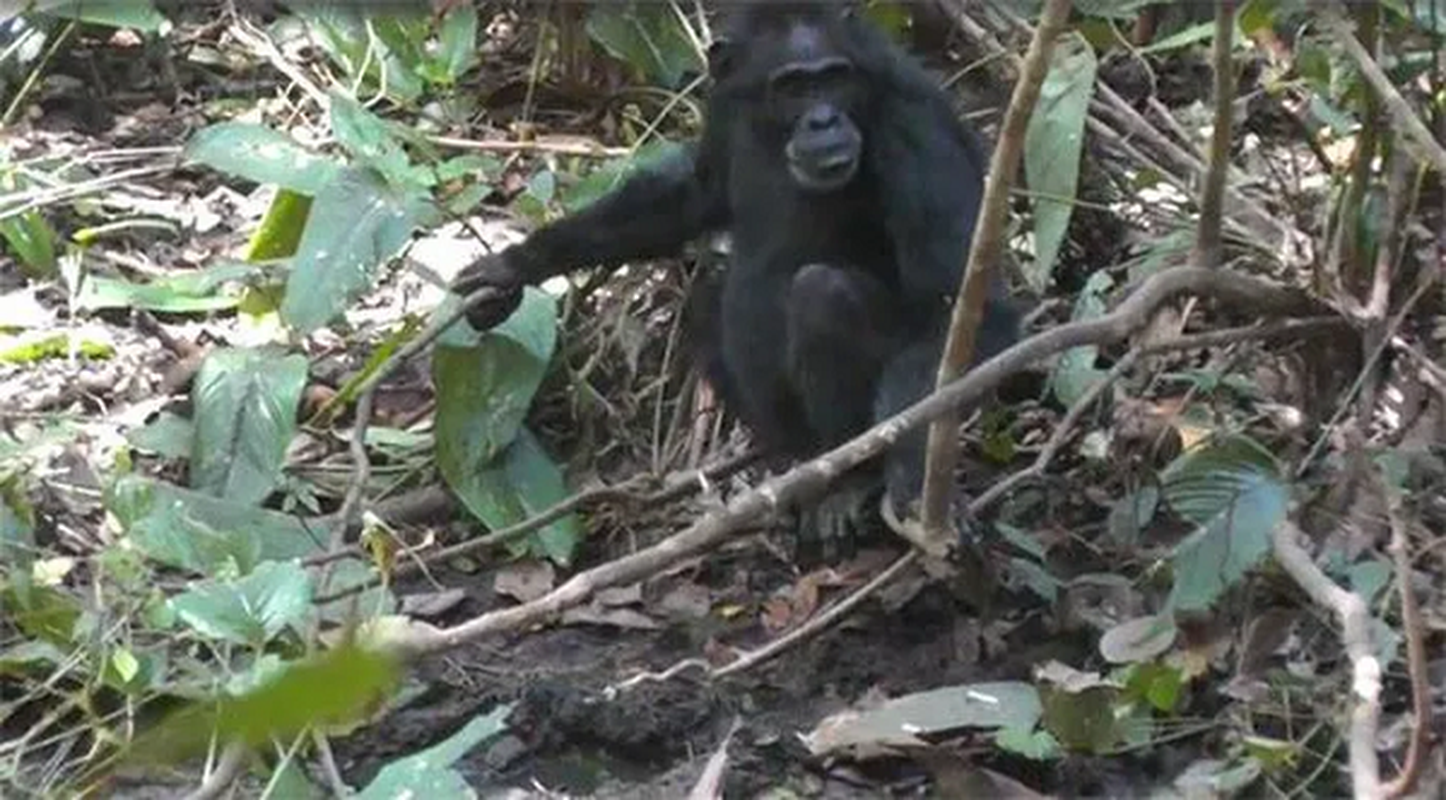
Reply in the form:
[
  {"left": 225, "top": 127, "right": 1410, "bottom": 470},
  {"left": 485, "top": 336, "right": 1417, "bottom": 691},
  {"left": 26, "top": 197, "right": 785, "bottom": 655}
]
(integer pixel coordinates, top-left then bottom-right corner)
[
  {"left": 384, "top": 266, "right": 1329, "bottom": 656},
  {"left": 919, "top": 0, "right": 1076, "bottom": 547}
]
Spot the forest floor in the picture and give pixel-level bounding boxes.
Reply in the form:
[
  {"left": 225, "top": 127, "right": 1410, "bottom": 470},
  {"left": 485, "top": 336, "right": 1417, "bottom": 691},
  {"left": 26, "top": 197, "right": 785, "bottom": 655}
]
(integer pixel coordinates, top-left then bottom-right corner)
[{"left": 2, "top": 4, "right": 1443, "bottom": 799}]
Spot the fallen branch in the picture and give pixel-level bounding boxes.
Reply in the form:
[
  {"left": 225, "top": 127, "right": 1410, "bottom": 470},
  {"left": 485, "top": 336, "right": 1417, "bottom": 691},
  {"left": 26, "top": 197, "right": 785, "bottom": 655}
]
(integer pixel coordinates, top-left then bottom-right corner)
[
  {"left": 1271, "top": 521, "right": 1383, "bottom": 799},
  {"left": 384, "top": 265, "right": 1331, "bottom": 656}
]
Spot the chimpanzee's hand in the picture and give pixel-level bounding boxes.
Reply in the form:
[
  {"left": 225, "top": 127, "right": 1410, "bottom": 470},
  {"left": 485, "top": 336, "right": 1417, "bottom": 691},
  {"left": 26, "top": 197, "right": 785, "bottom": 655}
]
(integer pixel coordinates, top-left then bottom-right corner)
[{"left": 452, "top": 251, "right": 525, "bottom": 331}]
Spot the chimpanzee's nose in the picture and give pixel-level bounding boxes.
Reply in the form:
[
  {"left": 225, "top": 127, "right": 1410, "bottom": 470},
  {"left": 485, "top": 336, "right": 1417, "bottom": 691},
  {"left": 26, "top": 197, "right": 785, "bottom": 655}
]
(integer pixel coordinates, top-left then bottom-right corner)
[{"left": 804, "top": 105, "right": 840, "bottom": 130}]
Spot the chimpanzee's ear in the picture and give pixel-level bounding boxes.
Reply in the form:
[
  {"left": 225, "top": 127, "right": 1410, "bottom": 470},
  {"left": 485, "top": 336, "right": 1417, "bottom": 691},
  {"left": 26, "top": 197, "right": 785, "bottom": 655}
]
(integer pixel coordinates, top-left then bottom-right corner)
[{"left": 706, "top": 36, "right": 735, "bottom": 80}]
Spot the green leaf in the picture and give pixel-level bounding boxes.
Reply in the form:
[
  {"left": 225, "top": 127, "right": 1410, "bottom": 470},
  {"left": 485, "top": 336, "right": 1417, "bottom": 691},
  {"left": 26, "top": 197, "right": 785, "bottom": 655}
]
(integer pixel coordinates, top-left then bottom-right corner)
[
  {"left": 1023, "top": 32, "right": 1096, "bottom": 293},
  {"left": 1106, "top": 485, "right": 1159, "bottom": 547},
  {"left": 183, "top": 122, "right": 342, "bottom": 196},
  {"left": 0, "top": 209, "right": 58, "bottom": 278},
  {"left": 110, "top": 476, "right": 328, "bottom": 576},
  {"left": 357, "top": 704, "right": 513, "bottom": 799},
  {"left": 0, "top": 332, "right": 114, "bottom": 363},
  {"left": 436, "top": 4, "right": 479, "bottom": 83},
  {"left": 561, "top": 141, "right": 685, "bottom": 213},
  {"left": 451, "top": 428, "right": 584, "bottom": 566},
  {"left": 1040, "top": 683, "right": 1125, "bottom": 754},
  {"left": 245, "top": 189, "right": 312, "bottom": 262},
  {"left": 328, "top": 93, "right": 432, "bottom": 193},
  {"left": 190, "top": 347, "right": 308, "bottom": 506},
  {"left": 0, "top": 584, "right": 80, "bottom": 644},
  {"left": 126, "top": 411, "right": 194, "bottom": 459},
  {"left": 280, "top": 167, "right": 434, "bottom": 334},
  {"left": 434, "top": 287, "right": 558, "bottom": 464},
  {"left": 1162, "top": 437, "right": 1288, "bottom": 611},
  {"left": 128, "top": 644, "right": 402, "bottom": 766},
  {"left": 38, "top": 0, "right": 169, "bottom": 32},
  {"left": 585, "top": 2, "right": 702, "bottom": 90},
  {"left": 75, "top": 261, "right": 261, "bottom": 314},
  {"left": 170, "top": 560, "right": 312, "bottom": 646}
]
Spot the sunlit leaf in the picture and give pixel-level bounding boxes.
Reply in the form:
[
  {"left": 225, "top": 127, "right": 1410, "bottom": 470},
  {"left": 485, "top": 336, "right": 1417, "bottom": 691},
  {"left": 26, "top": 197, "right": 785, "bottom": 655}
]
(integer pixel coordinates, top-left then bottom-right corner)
[
  {"left": 170, "top": 560, "right": 312, "bottom": 646},
  {"left": 75, "top": 261, "right": 261, "bottom": 314},
  {"left": 110, "top": 476, "right": 326, "bottom": 576},
  {"left": 184, "top": 122, "right": 342, "bottom": 196},
  {"left": 280, "top": 167, "right": 435, "bottom": 334}
]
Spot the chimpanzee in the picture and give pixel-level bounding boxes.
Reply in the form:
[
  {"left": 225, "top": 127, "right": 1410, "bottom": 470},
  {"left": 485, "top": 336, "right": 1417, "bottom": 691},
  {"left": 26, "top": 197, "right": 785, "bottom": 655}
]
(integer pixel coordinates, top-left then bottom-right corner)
[{"left": 453, "top": 1, "right": 1020, "bottom": 547}]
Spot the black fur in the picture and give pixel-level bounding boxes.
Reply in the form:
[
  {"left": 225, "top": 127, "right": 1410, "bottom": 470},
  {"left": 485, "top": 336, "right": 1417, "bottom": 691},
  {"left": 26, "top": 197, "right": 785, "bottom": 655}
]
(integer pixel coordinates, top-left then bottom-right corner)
[{"left": 454, "top": 2, "right": 1020, "bottom": 542}]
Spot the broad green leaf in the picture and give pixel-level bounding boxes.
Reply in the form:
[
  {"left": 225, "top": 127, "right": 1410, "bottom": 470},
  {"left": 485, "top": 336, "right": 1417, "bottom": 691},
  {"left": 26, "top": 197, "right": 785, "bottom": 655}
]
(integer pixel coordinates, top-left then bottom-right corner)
[
  {"left": 0, "top": 209, "right": 57, "bottom": 278},
  {"left": 110, "top": 476, "right": 323, "bottom": 575},
  {"left": 126, "top": 411, "right": 194, "bottom": 459},
  {"left": 328, "top": 93, "right": 432, "bottom": 193},
  {"left": 357, "top": 704, "right": 513, "bottom": 800},
  {"left": 1023, "top": 32, "right": 1096, "bottom": 292},
  {"left": 434, "top": 287, "right": 557, "bottom": 464},
  {"left": 75, "top": 261, "right": 261, "bottom": 314},
  {"left": 245, "top": 189, "right": 312, "bottom": 262},
  {"left": 290, "top": 7, "right": 424, "bottom": 102},
  {"left": 190, "top": 347, "right": 308, "bottom": 506},
  {"left": 280, "top": 167, "right": 434, "bottom": 334},
  {"left": 435, "top": 4, "right": 479, "bottom": 82},
  {"left": 449, "top": 428, "right": 584, "bottom": 566},
  {"left": 170, "top": 560, "right": 312, "bottom": 646},
  {"left": 0, "top": 584, "right": 80, "bottom": 644},
  {"left": 127, "top": 644, "right": 402, "bottom": 765},
  {"left": 1162, "top": 437, "right": 1288, "bottom": 611},
  {"left": 183, "top": 122, "right": 342, "bottom": 196},
  {"left": 37, "top": 0, "right": 169, "bottom": 32},
  {"left": 1040, "top": 683, "right": 1125, "bottom": 754},
  {"left": 585, "top": 2, "right": 701, "bottom": 90}
]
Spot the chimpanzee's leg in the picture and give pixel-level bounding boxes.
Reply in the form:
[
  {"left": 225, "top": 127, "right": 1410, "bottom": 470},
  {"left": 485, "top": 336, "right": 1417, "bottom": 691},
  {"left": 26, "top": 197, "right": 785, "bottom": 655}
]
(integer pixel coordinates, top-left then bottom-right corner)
[
  {"left": 784, "top": 263, "right": 903, "bottom": 552},
  {"left": 785, "top": 263, "right": 902, "bottom": 446}
]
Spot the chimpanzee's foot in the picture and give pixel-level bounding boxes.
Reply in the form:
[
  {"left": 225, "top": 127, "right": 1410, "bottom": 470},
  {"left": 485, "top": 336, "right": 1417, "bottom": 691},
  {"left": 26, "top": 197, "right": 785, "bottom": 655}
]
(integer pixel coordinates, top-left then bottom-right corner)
[{"left": 793, "top": 474, "right": 886, "bottom": 565}]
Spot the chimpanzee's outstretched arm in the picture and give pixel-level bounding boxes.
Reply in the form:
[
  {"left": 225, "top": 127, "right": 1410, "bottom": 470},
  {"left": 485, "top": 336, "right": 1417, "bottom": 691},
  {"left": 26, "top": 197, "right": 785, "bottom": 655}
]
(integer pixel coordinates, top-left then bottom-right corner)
[{"left": 491, "top": 143, "right": 727, "bottom": 283}]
